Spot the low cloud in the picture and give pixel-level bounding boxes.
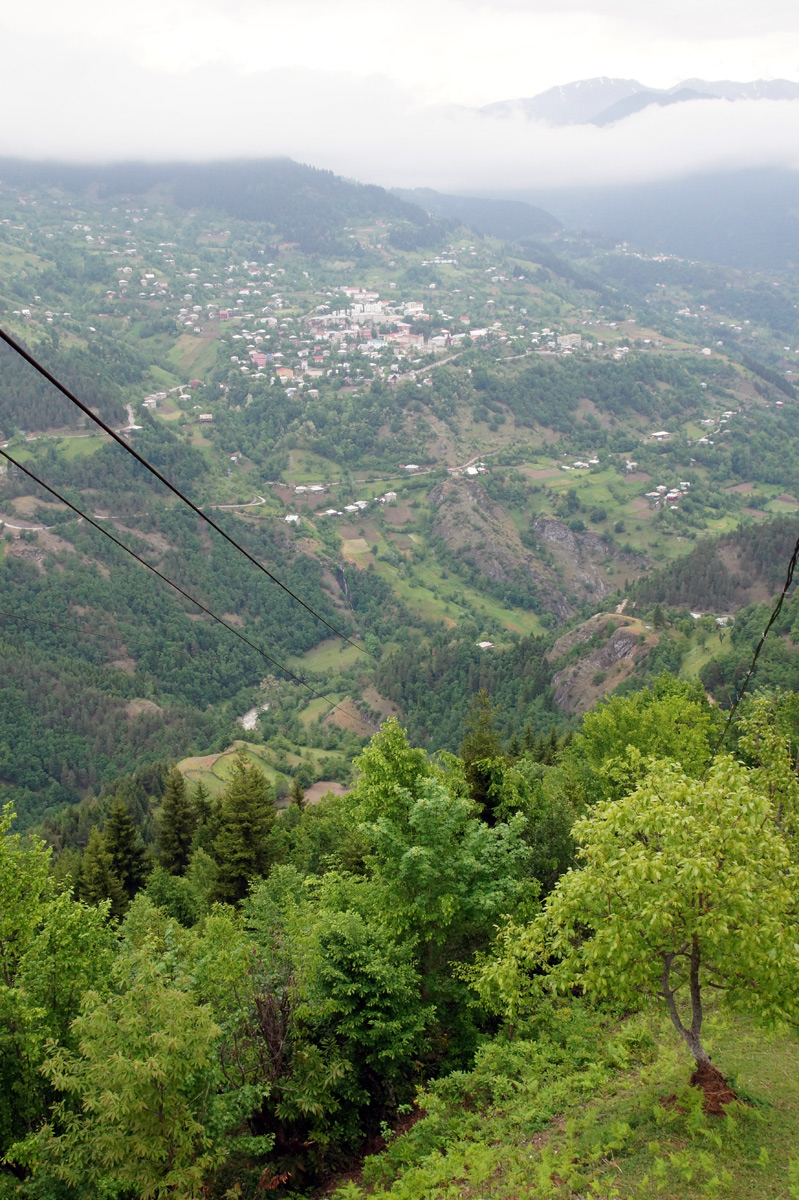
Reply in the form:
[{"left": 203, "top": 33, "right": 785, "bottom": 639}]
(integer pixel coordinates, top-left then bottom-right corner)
[{"left": 1, "top": 30, "right": 798, "bottom": 194}]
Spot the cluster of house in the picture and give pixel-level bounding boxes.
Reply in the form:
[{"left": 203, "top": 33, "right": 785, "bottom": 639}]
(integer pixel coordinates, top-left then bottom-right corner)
[
  {"left": 561, "top": 457, "right": 600, "bottom": 470},
  {"left": 644, "top": 481, "right": 691, "bottom": 510},
  {"left": 695, "top": 411, "right": 737, "bottom": 446},
  {"left": 306, "top": 291, "right": 431, "bottom": 356},
  {"left": 285, "top": 489, "right": 398, "bottom": 523}
]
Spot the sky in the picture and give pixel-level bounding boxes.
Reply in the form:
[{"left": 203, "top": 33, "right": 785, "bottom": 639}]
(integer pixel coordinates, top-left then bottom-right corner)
[{"left": 1, "top": 0, "right": 799, "bottom": 191}]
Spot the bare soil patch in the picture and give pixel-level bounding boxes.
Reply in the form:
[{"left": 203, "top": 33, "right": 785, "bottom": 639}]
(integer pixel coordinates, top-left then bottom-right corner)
[
  {"left": 520, "top": 466, "right": 561, "bottom": 480},
  {"left": 324, "top": 698, "right": 373, "bottom": 733},
  {"left": 303, "top": 780, "right": 349, "bottom": 806},
  {"left": 125, "top": 699, "right": 163, "bottom": 719},
  {"left": 109, "top": 657, "right": 136, "bottom": 675},
  {"left": 727, "top": 481, "right": 754, "bottom": 493},
  {"left": 385, "top": 505, "right": 413, "bottom": 526},
  {"left": 690, "top": 1062, "right": 739, "bottom": 1115},
  {"left": 361, "top": 685, "right": 401, "bottom": 720}
]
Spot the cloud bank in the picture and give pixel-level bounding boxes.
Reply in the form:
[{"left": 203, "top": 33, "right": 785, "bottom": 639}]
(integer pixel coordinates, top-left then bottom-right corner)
[{"left": 1, "top": 31, "right": 798, "bottom": 195}]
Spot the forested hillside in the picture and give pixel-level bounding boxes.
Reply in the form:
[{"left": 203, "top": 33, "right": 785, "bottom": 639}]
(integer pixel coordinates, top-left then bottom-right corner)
[
  {"left": 1, "top": 155, "right": 799, "bottom": 1199},
  {"left": 1, "top": 155, "right": 799, "bottom": 815},
  {"left": 4, "top": 684, "right": 799, "bottom": 1198}
]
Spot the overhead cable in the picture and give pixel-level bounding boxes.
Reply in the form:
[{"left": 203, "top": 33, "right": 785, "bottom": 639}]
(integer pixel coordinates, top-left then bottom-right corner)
[
  {"left": 0, "top": 607, "right": 116, "bottom": 640},
  {"left": 0, "top": 447, "right": 372, "bottom": 728},
  {"left": 706, "top": 527, "right": 799, "bottom": 766},
  {"left": 0, "top": 326, "right": 369, "bottom": 656}
]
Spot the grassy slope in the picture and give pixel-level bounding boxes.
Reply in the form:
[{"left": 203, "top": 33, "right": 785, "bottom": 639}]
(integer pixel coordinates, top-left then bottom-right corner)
[{"left": 333, "top": 1007, "right": 799, "bottom": 1200}]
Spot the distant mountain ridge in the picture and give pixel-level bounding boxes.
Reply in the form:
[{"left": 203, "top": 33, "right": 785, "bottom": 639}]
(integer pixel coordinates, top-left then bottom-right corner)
[
  {"left": 0, "top": 157, "right": 445, "bottom": 254},
  {"left": 481, "top": 77, "right": 799, "bottom": 127},
  {"left": 391, "top": 187, "right": 560, "bottom": 240}
]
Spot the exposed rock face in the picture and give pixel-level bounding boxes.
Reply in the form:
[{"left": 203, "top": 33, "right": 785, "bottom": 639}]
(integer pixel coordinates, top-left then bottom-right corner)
[
  {"left": 548, "top": 613, "right": 654, "bottom": 713},
  {"left": 534, "top": 516, "right": 646, "bottom": 599},
  {"left": 427, "top": 478, "right": 570, "bottom": 617},
  {"left": 427, "top": 480, "right": 649, "bottom": 621}
]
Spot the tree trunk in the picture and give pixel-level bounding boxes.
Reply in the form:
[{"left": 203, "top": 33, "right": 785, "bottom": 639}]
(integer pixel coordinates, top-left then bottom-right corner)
[{"left": 660, "top": 941, "right": 710, "bottom": 1066}]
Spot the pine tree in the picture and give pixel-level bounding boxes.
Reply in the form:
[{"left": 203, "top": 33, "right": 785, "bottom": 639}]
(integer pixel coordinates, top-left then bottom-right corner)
[
  {"left": 191, "top": 781, "right": 216, "bottom": 853},
  {"left": 460, "top": 689, "right": 504, "bottom": 823},
  {"left": 157, "top": 768, "right": 197, "bottom": 875},
  {"left": 290, "top": 775, "right": 306, "bottom": 810},
  {"left": 212, "top": 750, "right": 276, "bottom": 904},
  {"left": 541, "top": 725, "right": 560, "bottom": 766},
  {"left": 80, "top": 827, "right": 126, "bottom": 917},
  {"left": 105, "top": 798, "right": 148, "bottom": 900}
]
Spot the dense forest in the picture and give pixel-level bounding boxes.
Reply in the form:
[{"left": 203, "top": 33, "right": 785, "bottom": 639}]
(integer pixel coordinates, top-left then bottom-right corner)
[
  {"left": 4, "top": 679, "right": 799, "bottom": 1198},
  {"left": 0, "top": 158, "right": 449, "bottom": 255},
  {"left": 632, "top": 515, "right": 799, "bottom": 610}
]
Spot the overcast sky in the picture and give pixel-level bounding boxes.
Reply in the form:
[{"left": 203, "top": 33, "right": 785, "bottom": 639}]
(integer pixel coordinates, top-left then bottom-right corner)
[{"left": 1, "top": 0, "right": 798, "bottom": 190}]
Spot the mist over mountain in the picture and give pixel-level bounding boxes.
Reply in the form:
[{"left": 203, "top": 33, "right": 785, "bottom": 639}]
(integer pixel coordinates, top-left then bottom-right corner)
[
  {"left": 480, "top": 76, "right": 799, "bottom": 127},
  {"left": 480, "top": 166, "right": 799, "bottom": 270},
  {"left": 391, "top": 188, "right": 560, "bottom": 240}
]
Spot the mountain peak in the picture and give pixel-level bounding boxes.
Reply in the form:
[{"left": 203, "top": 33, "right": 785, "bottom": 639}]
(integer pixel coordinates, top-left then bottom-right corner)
[{"left": 481, "top": 76, "right": 799, "bottom": 127}]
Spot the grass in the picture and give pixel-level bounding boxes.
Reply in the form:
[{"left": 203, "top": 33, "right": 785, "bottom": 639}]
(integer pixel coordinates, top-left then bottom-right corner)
[
  {"left": 334, "top": 1006, "right": 799, "bottom": 1200},
  {"left": 178, "top": 741, "right": 289, "bottom": 796},
  {"left": 55, "top": 434, "right": 105, "bottom": 460},
  {"left": 166, "top": 333, "right": 219, "bottom": 378},
  {"left": 299, "top": 696, "right": 335, "bottom": 727},
  {"left": 178, "top": 736, "right": 350, "bottom": 796},
  {"left": 288, "top": 639, "right": 364, "bottom": 673},
  {"left": 147, "top": 363, "right": 183, "bottom": 389}
]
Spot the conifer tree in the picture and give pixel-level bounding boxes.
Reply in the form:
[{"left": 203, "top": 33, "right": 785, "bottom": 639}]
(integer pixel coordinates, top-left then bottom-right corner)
[
  {"left": 157, "top": 768, "right": 197, "bottom": 875},
  {"left": 80, "top": 827, "right": 126, "bottom": 917},
  {"left": 105, "top": 797, "right": 148, "bottom": 899},
  {"left": 541, "top": 725, "right": 560, "bottom": 766},
  {"left": 290, "top": 775, "right": 306, "bottom": 810},
  {"left": 191, "top": 781, "right": 216, "bottom": 853},
  {"left": 212, "top": 750, "right": 276, "bottom": 904},
  {"left": 460, "top": 689, "right": 504, "bottom": 823}
]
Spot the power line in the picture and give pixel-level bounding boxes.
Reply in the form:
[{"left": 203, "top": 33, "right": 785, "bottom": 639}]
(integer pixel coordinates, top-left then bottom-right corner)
[
  {"left": 0, "top": 447, "right": 372, "bottom": 729},
  {"left": 0, "top": 326, "right": 370, "bottom": 657},
  {"left": 706, "top": 528, "right": 799, "bottom": 767},
  {"left": 0, "top": 607, "right": 117, "bottom": 640}
]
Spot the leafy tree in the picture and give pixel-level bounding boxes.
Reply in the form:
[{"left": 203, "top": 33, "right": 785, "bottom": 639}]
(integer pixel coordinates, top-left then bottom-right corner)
[
  {"left": 353, "top": 721, "right": 531, "bottom": 1045},
  {"left": 737, "top": 689, "right": 799, "bottom": 853},
  {"left": 572, "top": 675, "right": 717, "bottom": 802},
  {"left": 79, "top": 826, "right": 126, "bottom": 917},
  {"left": 491, "top": 757, "right": 799, "bottom": 1077},
  {"left": 311, "top": 897, "right": 428, "bottom": 1085},
  {"left": 29, "top": 947, "right": 256, "bottom": 1200},
  {"left": 158, "top": 767, "right": 198, "bottom": 874},
  {"left": 212, "top": 750, "right": 276, "bottom": 903},
  {"left": 105, "top": 796, "right": 148, "bottom": 899},
  {"left": 0, "top": 806, "right": 115, "bottom": 1167}
]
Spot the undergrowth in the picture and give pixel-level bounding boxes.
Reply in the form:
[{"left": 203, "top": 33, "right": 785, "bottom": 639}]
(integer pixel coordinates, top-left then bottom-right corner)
[{"left": 330, "top": 1002, "right": 799, "bottom": 1199}]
